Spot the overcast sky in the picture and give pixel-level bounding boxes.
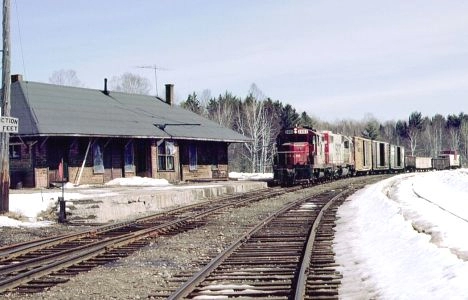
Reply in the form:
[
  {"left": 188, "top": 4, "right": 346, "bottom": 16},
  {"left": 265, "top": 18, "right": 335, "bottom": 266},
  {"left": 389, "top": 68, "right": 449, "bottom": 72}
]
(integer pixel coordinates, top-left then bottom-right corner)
[{"left": 9, "top": 0, "right": 468, "bottom": 122}]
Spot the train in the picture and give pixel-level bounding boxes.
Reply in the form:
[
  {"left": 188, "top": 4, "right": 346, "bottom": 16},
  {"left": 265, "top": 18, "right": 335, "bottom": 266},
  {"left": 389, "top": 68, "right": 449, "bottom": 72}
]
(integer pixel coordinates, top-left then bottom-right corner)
[{"left": 272, "top": 126, "right": 462, "bottom": 186}]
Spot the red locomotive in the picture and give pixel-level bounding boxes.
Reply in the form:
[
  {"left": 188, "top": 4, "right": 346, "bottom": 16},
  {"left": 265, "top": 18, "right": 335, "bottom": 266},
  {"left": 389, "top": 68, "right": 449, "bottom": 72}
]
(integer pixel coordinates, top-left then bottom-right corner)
[{"left": 273, "top": 127, "right": 354, "bottom": 186}]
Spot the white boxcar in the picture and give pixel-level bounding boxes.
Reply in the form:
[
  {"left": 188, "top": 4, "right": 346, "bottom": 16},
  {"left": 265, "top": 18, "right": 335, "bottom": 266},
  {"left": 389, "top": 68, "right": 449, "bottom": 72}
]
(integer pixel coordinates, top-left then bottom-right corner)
[
  {"left": 406, "top": 156, "right": 432, "bottom": 171},
  {"left": 389, "top": 144, "right": 405, "bottom": 171},
  {"left": 372, "top": 140, "right": 390, "bottom": 172}
]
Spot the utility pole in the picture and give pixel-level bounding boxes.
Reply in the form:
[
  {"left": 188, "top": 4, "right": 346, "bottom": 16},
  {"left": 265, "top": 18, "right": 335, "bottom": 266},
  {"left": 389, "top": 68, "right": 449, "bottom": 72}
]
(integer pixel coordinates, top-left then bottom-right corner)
[
  {"left": 136, "top": 65, "right": 167, "bottom": 96},
  {"left": 0, "top": 0, "right": 11, "bottom": 212}
]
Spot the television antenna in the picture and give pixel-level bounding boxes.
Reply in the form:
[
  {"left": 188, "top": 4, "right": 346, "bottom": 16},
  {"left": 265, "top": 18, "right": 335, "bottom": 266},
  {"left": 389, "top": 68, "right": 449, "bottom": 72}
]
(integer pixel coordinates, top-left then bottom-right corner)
[{"left": 136, "top": 65, "right": 168, "bottom": 96}]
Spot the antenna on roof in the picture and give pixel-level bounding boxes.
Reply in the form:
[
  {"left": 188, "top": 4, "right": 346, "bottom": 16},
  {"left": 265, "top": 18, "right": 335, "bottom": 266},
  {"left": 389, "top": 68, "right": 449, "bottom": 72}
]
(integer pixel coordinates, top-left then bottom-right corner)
[{"left": 136, "top": 65, "right": 168, "bottom": 96}]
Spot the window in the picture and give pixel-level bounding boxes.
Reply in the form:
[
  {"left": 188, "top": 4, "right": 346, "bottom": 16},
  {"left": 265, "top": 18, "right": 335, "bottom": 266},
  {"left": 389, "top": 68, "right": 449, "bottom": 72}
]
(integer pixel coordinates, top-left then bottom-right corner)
[
  {"left": 124, "top": 141, "right": 135, "bottom": 172},
  {"left": 9, "top": 144, "right": 21, "bottom": 159},
  {"left": 93, "top": 143, "right": 104, "bottom": 174},
  {"left": 189, "top": 144, "right": 197, "bottom": 171},
  {"left": 158, "top": 140, "right": 175, "bottom": 171}
]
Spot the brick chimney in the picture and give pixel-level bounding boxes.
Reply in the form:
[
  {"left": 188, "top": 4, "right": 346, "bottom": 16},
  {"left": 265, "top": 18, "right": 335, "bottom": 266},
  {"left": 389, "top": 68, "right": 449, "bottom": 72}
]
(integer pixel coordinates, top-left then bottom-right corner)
[
  {"left": 11, "top": 74, "right": 23, "bottom": 82},
  {"left": 165, "top": 84, "right": 174, "bottom": 106}
]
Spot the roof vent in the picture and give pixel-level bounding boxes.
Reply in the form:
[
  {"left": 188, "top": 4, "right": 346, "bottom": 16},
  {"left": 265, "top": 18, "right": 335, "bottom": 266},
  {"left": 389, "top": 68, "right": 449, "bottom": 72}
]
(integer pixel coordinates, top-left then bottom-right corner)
[{"left": 103, "top": 78, "right": 109, "bottom": 95}]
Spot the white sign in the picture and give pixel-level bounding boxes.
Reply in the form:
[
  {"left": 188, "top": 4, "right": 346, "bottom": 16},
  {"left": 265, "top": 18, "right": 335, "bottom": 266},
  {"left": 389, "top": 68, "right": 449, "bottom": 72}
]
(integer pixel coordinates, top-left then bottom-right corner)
[{"left": 0, "top": 117, "right": 19, "bottom": 133}]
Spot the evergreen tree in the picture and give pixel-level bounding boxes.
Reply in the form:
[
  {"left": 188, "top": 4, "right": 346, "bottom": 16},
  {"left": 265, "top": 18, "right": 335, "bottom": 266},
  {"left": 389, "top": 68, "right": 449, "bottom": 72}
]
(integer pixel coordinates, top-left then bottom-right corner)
[
  {"left": 180, "top": 92, "right": 203, "bottom": 115},
  {"left": 299, "top": 111, "right": 316, "bottom": 128},
  {"left": 280, "top": 104, "right": 300, "bottom": 129},
  {"left": 361, "top": 121, "right": 380, "bottom": 140}
]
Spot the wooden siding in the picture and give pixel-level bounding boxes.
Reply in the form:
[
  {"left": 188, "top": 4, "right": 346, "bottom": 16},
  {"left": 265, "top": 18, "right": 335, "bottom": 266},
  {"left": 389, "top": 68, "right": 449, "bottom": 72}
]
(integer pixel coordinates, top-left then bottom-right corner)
[{"left": 10, "top": 137, "right": 231, "bottom": 188}]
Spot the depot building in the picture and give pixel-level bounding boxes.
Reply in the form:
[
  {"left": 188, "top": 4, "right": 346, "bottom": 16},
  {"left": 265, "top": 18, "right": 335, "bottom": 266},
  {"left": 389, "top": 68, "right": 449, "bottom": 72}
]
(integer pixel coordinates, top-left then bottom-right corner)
[{"left": 8, "top": 75, "right": 249, "bottom": 188}]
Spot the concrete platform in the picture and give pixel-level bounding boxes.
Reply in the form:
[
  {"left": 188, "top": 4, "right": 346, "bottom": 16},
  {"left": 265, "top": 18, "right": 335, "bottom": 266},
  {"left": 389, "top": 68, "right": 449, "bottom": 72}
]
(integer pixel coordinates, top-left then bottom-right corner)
[{"left": 57, "top": 180, "right": 268, "bottom": 223}]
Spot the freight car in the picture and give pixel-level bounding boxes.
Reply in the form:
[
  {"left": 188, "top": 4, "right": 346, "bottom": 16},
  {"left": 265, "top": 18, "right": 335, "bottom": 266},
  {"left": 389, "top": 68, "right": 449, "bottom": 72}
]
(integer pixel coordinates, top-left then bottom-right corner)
[
  {"left": 405, "top": 156, "right": 432, "bottom": 172},
  {"left": 390, "top": 145, "right": 405, "bottom": 172},
  {"left": 437, "top": 150, "right": 462, "bottom": 169},
  {"left": 353, "top": 136, "right": 372, "bottom": 175},
  {"left": 372, "top": 140, "right": 390, "bottom": 173}
]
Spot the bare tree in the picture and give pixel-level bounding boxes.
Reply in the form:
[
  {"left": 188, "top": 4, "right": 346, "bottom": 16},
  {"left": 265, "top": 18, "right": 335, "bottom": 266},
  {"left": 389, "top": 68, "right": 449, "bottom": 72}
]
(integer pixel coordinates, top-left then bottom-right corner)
[
  {"left": 207, "top": 92, "right": 238, "bottom": 128},
  {"left": 446, "top": 114, "right": 462, "bottom": 151},
  {"left": 423, "top": 114, "right": 444, "bottom": 157},
  {"left": 380, "top": 120, "right": 397, "bottom": 145},
  {"left": 198, "top": 89, "right": 212, "bottom": 117},
  {"left": 49, "top": 69, "right": 83, "bottom": 87},
  {"left": 236, "top": 84, "right": 275, "bottom": 173},
  {"left": 110, "top": 72, "right": 151, "bottom": 95},
  {"left": 460, "top": 115, "right": 468, "bottom": 164}
]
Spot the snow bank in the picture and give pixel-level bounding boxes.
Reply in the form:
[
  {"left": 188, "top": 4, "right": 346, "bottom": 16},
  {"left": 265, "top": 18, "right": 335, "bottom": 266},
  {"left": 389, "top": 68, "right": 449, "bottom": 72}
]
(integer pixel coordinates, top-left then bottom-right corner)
[{"left": 335, "top": 170, "right": 468, "bottom": 298}]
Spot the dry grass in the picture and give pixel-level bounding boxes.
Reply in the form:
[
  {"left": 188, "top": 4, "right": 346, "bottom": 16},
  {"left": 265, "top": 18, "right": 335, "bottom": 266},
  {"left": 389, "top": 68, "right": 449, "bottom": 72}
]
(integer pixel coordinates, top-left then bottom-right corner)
[{"left": 1, "top": 211, "right": 28, "bottom": 221}]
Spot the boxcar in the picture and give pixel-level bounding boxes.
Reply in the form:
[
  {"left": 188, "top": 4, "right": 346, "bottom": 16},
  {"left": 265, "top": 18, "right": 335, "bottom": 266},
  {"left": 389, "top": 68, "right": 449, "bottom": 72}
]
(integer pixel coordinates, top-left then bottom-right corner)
[
  {"left": 389, "top": 144, "right": 405, "bottom": 172},
  {"left": 406, "top": 156, "right": 432, "bottom": 171},
  {"left": 353, "top": 136, "right": 372, "bottom": 174},
  {"left": 432, "top": 157, "right": 450, "bottom": 170},
  {"left": 372, "top": 141, "right": 390, "bottom": 172},
  {"left": 438, "top": 150, "right": 461, "bottom": 169}
]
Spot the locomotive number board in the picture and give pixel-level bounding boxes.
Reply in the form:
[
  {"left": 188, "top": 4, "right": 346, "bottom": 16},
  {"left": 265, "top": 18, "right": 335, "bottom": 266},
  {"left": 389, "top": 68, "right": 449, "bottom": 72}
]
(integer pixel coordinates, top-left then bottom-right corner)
[{"left": 285, "top": 129, "right": 308, "bottom": 134}]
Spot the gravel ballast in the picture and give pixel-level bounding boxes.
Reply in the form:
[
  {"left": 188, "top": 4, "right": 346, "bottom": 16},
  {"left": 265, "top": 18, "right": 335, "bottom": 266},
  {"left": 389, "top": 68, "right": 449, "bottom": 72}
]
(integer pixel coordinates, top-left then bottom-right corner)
[{"left": 1, "top": 177, "right": 384, "bottom": 299}]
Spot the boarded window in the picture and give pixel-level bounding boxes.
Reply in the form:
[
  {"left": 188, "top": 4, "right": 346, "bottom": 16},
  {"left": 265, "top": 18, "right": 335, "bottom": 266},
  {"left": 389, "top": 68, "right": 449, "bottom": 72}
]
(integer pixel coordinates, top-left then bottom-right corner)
[
  {"left": 158, "top": 140, "right": 175, "bottom": 171},
  {"left": 189, "top": 144, "right": 197, "bottom": 171},
  {"left": 93, "top": 143, "right": 104, "bottom": 174},
  {"left": 124, "top": 142, "right": 135, "bottom": 172}
]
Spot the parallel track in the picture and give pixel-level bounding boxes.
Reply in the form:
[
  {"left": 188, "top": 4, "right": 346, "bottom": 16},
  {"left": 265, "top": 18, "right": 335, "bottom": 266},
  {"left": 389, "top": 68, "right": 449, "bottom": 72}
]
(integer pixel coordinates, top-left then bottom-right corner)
[
  {"left": 0, "top": 186, "right": 296, "bottom": 295},
  {"left": 163, "top": 187, "right": 353, "bottom": 299}
]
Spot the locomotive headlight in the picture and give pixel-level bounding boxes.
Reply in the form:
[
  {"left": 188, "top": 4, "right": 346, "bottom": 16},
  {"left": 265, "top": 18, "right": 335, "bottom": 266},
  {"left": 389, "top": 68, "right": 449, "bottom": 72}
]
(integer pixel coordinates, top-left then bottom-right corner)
[{"left": 294, "top": 128, "right": 297, "bottom": 134}]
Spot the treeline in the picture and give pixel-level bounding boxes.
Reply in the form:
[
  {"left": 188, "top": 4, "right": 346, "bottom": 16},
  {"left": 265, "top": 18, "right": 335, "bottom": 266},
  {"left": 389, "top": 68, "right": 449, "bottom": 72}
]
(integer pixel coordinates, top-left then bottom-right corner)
[{"left": 181, "top": 85, "right": 467, "bottom": 172}]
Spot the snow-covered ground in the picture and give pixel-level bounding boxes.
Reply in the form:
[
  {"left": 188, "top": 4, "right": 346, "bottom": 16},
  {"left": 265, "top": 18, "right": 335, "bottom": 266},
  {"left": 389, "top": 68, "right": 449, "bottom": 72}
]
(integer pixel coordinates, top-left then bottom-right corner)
[
  {"left": 335, "top": 169, "right": 468, "bottom": 298},
  {"left": 1, "top": 170, "right": 468, "bottom": 297},
  {"left": 0, "top": 173, "right": 266, "bottom": 227},
  {"left": 1, "top": 176, "right": 172, "bottom": 227}
]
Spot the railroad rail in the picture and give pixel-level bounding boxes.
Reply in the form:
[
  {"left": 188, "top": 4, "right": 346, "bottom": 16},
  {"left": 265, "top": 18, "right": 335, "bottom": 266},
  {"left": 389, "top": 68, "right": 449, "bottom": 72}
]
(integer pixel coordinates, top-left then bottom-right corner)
[
  {"left": 163, "top": 187, "right": 353, "bottom": 299},
  {"left": 0, "top": 186, "right": 297, "bottom": 295}
]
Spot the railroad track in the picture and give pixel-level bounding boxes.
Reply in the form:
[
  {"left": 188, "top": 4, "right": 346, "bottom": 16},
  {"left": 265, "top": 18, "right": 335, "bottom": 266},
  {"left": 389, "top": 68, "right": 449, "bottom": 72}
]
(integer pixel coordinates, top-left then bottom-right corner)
[
  {"left": 0, "top": 186, "right": 297, "bottom": 295},
  {"left": 158, "top": 187, "right": 353, "bottom": 299}
]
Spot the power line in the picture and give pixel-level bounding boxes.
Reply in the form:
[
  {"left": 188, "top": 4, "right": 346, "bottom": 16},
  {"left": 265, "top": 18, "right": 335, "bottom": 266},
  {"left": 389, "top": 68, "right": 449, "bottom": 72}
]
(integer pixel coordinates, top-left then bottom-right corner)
[{"left": 136, "top": 65, "right": 168, "bottom": 96}]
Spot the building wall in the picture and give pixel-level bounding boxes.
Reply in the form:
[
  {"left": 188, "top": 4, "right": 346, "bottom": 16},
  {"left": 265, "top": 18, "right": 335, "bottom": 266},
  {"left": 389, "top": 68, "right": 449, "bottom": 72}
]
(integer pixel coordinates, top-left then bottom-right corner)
[
  {"left": 179, "top": 141, "right": 229, "bottom": 181},
  {"left": 10, "top": 137, "right": 231, "bottom": 188},
  {"left": 151, "top": 139, "right": 180, "bottom": 183}
]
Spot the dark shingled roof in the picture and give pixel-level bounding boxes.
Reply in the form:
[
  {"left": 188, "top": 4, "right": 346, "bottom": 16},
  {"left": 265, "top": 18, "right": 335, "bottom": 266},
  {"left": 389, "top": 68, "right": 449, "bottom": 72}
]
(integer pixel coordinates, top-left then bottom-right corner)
[{"left": 10, "top": 81, "right": 250, "bottom": 142}]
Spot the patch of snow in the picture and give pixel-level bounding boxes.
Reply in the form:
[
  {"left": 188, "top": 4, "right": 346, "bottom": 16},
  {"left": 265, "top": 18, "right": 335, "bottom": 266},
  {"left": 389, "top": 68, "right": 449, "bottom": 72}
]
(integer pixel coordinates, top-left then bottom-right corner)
[
  {"left": 105, "top": 176, "right": 171, "bottom": 187},
  {"left": 229, "top": 172, "right": 273, "bottom": 181}
]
